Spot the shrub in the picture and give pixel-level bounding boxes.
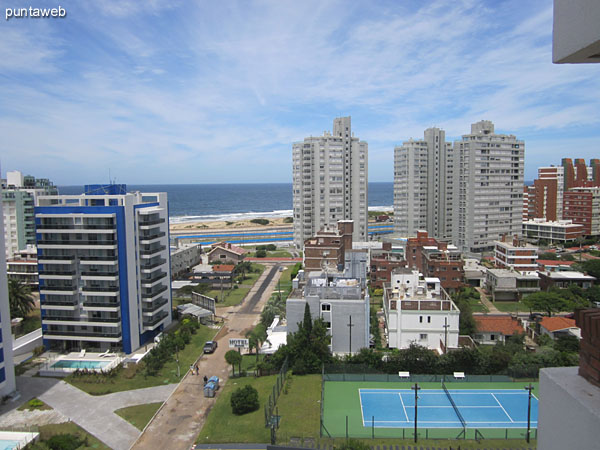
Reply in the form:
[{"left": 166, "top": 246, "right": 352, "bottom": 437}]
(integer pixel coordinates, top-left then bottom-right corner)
[
  {"left": 283, "top": 217, "right": 293, "bottom": 223},
  {"left": 250, "top": 218, "right": 269, "bottom": 225},
  {"left": 230, "top": 384, "right": 260, "bottom": 414},
  {"left": 255, "top": 249, "right": 267, "bottom": 258},
  {"left": 33, "top": 345, "right": 46, "bottom": 356},
  {"left": 46, "top": 434, "right": 84, "bottom": 450}
]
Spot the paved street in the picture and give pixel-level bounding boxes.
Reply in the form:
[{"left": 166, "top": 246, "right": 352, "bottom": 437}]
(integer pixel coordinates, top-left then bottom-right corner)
[{"left": 131, "top": 264, "right": 283, "bottom": 450}]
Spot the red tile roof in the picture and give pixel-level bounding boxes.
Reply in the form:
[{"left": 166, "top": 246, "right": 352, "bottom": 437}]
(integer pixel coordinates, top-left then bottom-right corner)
[
  {"left": 212, "top": 265, "right": 235, "bottom": 272},
  {"left": 208, "top": 241, "right": 247, "bottom": 256},
  {"left": 474, "top": 315, "right": 524, "bottom": 336},
  {"left": 540, "top": 316, "right": 578, "bottom": 332}
]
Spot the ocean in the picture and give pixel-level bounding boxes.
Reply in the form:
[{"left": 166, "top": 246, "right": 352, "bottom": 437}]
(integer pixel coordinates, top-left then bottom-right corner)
[{"left": 57, "top": 182, "right": 393, "bottom": 223}]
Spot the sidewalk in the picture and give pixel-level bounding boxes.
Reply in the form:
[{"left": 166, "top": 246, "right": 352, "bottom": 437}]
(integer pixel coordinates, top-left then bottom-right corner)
[{"left": 476, "top": 287, "right": 500, "bottom": 313}]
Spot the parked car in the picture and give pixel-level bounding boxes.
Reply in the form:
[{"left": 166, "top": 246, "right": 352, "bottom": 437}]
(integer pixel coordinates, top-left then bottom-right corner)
[{"left": 203, "top": 341, "right": 218, "bottom": 354}]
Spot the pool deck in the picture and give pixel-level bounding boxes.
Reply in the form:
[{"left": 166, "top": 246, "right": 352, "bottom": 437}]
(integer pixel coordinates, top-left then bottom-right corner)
[{"left": 38, "top": 352, "right": 122, "bottom": 377}]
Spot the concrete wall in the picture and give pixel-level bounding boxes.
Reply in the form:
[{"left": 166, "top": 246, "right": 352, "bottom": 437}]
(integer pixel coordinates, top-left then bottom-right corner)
[{"left": 538, "top": 367, "right": 600, "bottom": 450}]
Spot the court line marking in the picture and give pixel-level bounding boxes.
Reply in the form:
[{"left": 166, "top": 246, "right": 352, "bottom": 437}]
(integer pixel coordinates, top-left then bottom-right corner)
[
  {"left": 398, "top": 392, "right": 409, "bottom": 422},
  {"left": 359, "top": 388, "right": 367, "bottom": 427},
  {"left": 491, "top": 393, "right": 514, "bottom": 423}
]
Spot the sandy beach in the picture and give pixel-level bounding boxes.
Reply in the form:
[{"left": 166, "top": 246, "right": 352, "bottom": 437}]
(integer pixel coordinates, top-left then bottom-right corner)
[{"left": 169, "top": 216, "right": 292, "bottom": 232}]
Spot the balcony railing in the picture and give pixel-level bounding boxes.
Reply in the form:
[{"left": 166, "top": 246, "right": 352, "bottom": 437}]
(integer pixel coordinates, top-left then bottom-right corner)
[
  {"left": 140, "top": 259, "right": 166, "bottom": 270},
  {"left": 81, "top": 270, "right": 118, "bottom": 277},
  {"left": 81, "top": 286, "right": 119, "bottom": 292},
  {"left": 38, "top": 239, "right": 116, "bottom": 246},
  {"left": 44, "top": 330, "right": 122, "bottom": 338},
  {"left": 79, "top": 255, "right": 118, "bottom": 262},
  {"left": 141, "top": 272, "right": 167, "bottom": 285},
  {"left": 42, "top": 300, "right": 78, "bottom": 307},
  {"left": 139, "top": 245, "right": 166, "bottom": 256},
  {"left": 40, "top": 269, "right": 76, "bottom": 276},
  {"left": 37, "top": 224, "right": 115, "bottom": 230},
  {"left": 38, "top": 255, "right": 74, "bottom": 261},
  {"left": 141, "top": 285, "right": 168, "bottom": 299},
  {"left": 42, "top": 316, "right": 79, "bottom": 322},
  {"left": 139, "top": 232, "right": 166, "bottom": 241},
  {"left": 138, "top": 218, "right": 164, "bottom": 226},
  {"left": 40, "top": 285, "right": 76, "bottom": 292},
  {"left": 142, "top": 298, "right": 169, "bottom": 312},
  {"left": 82, "top": 301, "right": 120, "bottom": 308},
  {"left": 143, "top": 311, "right": 169, "bottom": 327}
]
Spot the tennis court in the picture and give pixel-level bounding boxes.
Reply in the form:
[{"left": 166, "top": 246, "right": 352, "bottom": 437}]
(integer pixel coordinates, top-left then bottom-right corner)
[
  {"left": 322, "top": 380, "right": 539, "bottom": 439},
  {"left": 359, "top": 388, "right": 538, "bottom": 429}
]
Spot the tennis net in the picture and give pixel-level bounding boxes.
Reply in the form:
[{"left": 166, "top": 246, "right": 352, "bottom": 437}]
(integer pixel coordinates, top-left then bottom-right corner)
[{"left": 442, "top": 381, "right": 466, "bottom": 429}]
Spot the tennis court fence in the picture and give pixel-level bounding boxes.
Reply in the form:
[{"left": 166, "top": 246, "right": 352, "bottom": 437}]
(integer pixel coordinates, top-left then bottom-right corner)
[
  {"left": 320, "top": 416, "right": 538, "bottom": 441},
  {"left": 323, "top": 364, "right": 522, "bottom": 383}
]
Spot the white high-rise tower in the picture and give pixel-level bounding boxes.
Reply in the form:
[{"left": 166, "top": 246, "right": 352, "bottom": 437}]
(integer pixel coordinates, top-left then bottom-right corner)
[{"left": 292, "top": 117, "right": 368, "bottom": 247}]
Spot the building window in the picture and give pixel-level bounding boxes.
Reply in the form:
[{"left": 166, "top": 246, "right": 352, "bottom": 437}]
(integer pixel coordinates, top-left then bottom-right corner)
[
  {"left": 419, "top": 316, "right": 423, "bottom": 323},
  {"left": 420, "top": 334, "right": 427, "bottom": 340},
  {"left": 321, "top": 304, "right": 331, "bottom": 311},
  {"left": 427, "top": 316, "right": 431, "bottom": 323},
  {"left": 490, "top": 334, "right": 495, "bottom": 341},
  {"left": 324, "top": 322, "right": 331, "bottom": 329}
]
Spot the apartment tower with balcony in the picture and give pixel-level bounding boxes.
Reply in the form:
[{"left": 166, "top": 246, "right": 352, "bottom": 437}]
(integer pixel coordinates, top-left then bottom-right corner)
[
  {"left": 35, "top": 184, "right": 171, "bottom": 354},
  {"left": 394, "top": 128, "right": 457, "bottom": 239},
  {"left": 292, "top": 117, "right": 368, "bottom": 247},
  {"left": 454, "top": 121, "right": 524, "bottom": 252}
]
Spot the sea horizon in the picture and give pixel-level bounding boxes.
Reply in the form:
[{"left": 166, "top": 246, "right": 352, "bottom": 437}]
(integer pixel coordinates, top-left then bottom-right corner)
[{"left": 57, "top": 182, "right": 394, "bottom": 223}]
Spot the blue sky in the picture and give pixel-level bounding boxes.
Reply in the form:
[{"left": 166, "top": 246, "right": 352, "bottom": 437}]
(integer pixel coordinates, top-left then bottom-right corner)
[{"left": 1, "top": 0, "right": 599, "bottom": 184}]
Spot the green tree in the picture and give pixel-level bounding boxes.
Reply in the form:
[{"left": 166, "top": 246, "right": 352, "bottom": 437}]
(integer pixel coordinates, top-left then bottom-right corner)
[
  {"left": 255, "top": 249, "right": 267, "bottom": 258},
  {"left": 575, "top": 259, "right": 600, "bottom": 279},
  {"left": 230, "top": 384, "right": 259, "bottom": 414},
  {"left": 554, "top": 334, "right": 580, "bottom": 353},
  {"left": 225, "top": 350, "right": 242, "bottom": 376},
  {"left": 452, "top": 289, "right": 477, "bottom": 336},
  {"left": 8, "top": 279, "right": 36, "bottom": 319},
  {"left": 523, "top": 291, "right": 567, "bottom": 316}
]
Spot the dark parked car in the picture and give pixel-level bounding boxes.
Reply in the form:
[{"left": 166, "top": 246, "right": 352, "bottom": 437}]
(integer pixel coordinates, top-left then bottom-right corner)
[{"left": 203, "top": 341, "right": 218, "bottom": 354}]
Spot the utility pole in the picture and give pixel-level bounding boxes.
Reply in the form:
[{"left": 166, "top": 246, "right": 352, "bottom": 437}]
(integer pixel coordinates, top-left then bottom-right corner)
[
  {"left": 411, "top": 383, "right": 420, "bottom": 443},
  {"left": 347, "top": 315, "right": 354, "bottom": 355},
  {"left": 524, "top": 383, "right": 534, "bottom": 443},
  {"left": 443, "top": 316, "right": 449, "bottom": 354}
]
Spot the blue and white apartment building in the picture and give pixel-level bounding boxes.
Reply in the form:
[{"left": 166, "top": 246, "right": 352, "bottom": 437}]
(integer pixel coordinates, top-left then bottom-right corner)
[
  {"left": 0, "top": 184, "right": 17, "bottom": 396},
  {"left": 35, "top": 184, "right": 172, "bottom": 354}
]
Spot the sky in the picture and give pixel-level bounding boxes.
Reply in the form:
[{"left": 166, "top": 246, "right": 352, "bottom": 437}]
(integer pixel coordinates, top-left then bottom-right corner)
[{"left": 1, "top": 0, "right": 599, "bottom": 185}]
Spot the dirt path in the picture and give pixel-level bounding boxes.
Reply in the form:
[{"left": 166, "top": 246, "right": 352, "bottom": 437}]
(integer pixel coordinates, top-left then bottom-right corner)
[
  {"left": 475, "top": 287, "right": 500, "bottom": 313},
  {"left": 131, "top": 264, "right": 282, "bottom": 450}
]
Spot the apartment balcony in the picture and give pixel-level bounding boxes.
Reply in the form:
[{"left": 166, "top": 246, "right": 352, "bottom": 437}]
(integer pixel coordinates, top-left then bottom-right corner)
[
  {"left": 141, "top": 272, "right": 167, "bottom": 286},
  {"left": 139, "top": 245, "right": 166, "bottom": 257},
  {"left": 139, "top": 231, "right": 166, "bottom": 243},
  {"left": 43, "top": 329, "right": 122, "bottom": 341},
  {"left": 39, "top": 270, "right": 77, "bottom": 280},
  {"left": 39, "top": 285, "right": 77, "bottom": 295},
  {"left": 36, "top": 223, "right": 115, "bottom": 230},
  {"left": 142, "top": 310, "right": 169, "bottom": 331},
  {"left": 141, "top": 297, "right": 169, "bottom": 312},
  {"left": 138, "top": 218, "right": 165, "bottom": 229},
  {"left": 80, "top": 269, "right": 118, "bottom": 277},
  {"left": 81, "top": 285, "right": 119, "bottom": 293},
  {"left": 81, "top": 300, "right": 120, "bottom": 310},
  {"left": 41, "top": 300, "right": 78, "bottom": 311},
  {"left": 79, "top": 255, "right": 118, "bottom": 262},
  {"left": 79, "top": 316, "right": 121, "bottom": 326},
  {"left": 140, "top": 259, "right": 167, "bottom": 271},
  {"left": 42, "top": 315, "right": 80, "bottom": 324},
  {"left": 38, "top": 255, "right": 75, "bottom": 263},
  {"left": 141, "top": 285, "right": 168, "bottom": 300}
]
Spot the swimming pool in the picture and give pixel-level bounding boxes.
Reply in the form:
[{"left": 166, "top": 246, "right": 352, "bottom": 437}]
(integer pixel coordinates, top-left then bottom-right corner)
[
  {"left": 50, "top": 359, "right": 111, "bottom": 369},
  {"left": 0, "top": 440, "right": 19, "bottom": 450}
]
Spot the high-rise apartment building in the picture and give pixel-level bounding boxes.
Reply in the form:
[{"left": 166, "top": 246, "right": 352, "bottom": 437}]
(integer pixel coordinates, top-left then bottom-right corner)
[
  {"left": 2, "top": 170, "right": 58, "bottom": 259},
  {"left": 393, "top": 128, "right": 457, "bottom": 239},
  {"left": 394, "top": 121, "right": 524, "bottom": 253},
  {"left": 0, "top": 184, "right": 17, "bottom": 397},
  {"left": 292, "top": 117, "right": 368, "bottom": 247},
  {"left": 36, "top": 184, "right": 171, "bottom": 354},
  {"left": 455, "top": 121, "right": 524, "bottom": 253}
]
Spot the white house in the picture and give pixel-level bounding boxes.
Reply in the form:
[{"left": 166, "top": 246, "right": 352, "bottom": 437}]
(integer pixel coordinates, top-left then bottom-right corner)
[{"left": 383, "top": 268, "right": 460, "bottom": 353}]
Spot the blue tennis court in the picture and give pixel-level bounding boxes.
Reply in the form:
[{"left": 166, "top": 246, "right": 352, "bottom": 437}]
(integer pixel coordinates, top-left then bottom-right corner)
[{"left": 359, "top": 388, "right": 538, "bottom": 429}]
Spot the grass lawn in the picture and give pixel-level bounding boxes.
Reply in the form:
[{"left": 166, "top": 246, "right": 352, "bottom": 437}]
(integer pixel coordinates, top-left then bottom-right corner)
[
  {"left": 18, "top": 398, "right": 51, "bottom": 411},
  {"left": 277, "top": 374, "right": 321, "bottom": 441},
  {"left": 493, "top": 301, "right": 528, "bottom": 313},
  {"left": 196, "top": 375, "right": 274, "bottom": 443},
  {"left": 114, "top": 402, "right": 163, "bottom": 431},
  {"left": 468, "top": 297, "right": 488, "bottom": 313},
  {"left": 211, "top": 287, "right": 251, "bottom": 307},
  {"left": 65, "top": 325, "right": 217, "bottom": 395},
  {"left": 249, "top": 251, "right": 293, "bottom": 258},
  {"left": 36, "top": 422, "right": 111, "bottom": 449}
]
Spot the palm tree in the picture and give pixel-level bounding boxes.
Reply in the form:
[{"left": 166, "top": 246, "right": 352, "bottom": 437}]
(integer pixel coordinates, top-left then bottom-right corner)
[{"left": 8, "top": 279, "right": 36, "bottom": 319}]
